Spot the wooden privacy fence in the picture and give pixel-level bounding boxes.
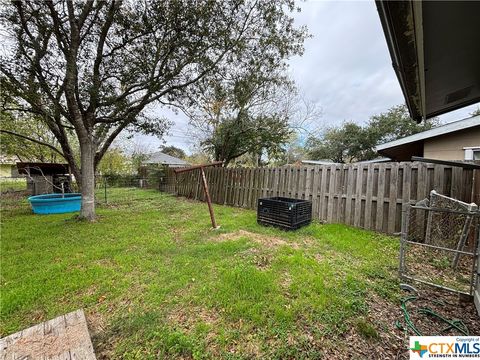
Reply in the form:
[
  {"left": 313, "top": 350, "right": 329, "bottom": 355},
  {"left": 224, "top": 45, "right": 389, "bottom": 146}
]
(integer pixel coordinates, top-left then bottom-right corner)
[{"left": 161, "top": 162, "right": 476, "bottom": 234}]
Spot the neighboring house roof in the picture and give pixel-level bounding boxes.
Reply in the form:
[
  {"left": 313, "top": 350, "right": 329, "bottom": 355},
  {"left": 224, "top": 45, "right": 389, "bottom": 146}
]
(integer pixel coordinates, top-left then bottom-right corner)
[
  {"left": 301, "top": 160, "right": 339, "bottom": 166},
  {"left": 16, "top": 162, "right": 70, "bottom": 176},
  {"left": 143, "top": 152, "right": 189, "bottom": 166},
  {"left": 354, "top": 158, "right": 391, "bottom": 164},
  {"left": 377, "top": 116, "right": 479, "bottom": 151},
  {"left": 302, "top": 158, "right": 391, "bottom": 166},
  {"left": 376, "top": 115, "right": 480, "bottom": 160},
  {"left": 0, "top": 155, "right": 20, "bottom": 165},
  {"left": 376, "top": 1, "right": 480, "bottom": 121}
]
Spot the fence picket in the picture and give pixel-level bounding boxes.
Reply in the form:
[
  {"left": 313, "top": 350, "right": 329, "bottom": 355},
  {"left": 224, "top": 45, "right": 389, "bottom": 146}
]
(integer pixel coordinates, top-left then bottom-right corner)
[
  {"left": 388, "top": 165, "right": 399, "bottom": 233},
  {"left": 376, "top": 164, "right": 386, "bottom": 232},
  {"left": 364, "top": 164, "right": 374, "bottom": 229},
  {"left": 160, "top": 162, "right": 475, "bottom": 234},
  {"left": 353, "top": 165, "right": 364, "bottom": 227}
]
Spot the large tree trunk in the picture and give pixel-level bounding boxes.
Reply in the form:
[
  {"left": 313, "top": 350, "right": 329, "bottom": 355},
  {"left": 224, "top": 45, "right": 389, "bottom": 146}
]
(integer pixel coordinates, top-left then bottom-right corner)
[{"left": 79, "top": 137, "right": 96, "bottom": 220}]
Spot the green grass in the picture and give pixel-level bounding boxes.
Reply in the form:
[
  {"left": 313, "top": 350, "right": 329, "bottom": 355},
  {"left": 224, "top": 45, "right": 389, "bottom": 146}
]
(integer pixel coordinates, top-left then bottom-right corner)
[
  {"left": 355, "top": 318, "right": 380, "bottom": 339},
  {"left": 1, "top": 188, "right": 400, "bottom": 359}
]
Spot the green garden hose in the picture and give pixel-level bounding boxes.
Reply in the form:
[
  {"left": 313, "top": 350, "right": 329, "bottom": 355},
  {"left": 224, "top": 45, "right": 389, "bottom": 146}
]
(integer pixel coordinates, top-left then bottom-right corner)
[
  {"left": 418, "top": 307, "right": 469, "bottom": 336},
  {"left": 397, "top": 296, "right": 422, "bottom": 335},
  {"left": 395, "top": 296, "right": 469, "bottom": 336}
]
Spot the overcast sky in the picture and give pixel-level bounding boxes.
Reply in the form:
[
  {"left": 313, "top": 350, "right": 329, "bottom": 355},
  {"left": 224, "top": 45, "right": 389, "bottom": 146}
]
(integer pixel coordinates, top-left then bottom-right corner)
[{"left": 139, "top": 0, "right": 479, "bottom": 154}]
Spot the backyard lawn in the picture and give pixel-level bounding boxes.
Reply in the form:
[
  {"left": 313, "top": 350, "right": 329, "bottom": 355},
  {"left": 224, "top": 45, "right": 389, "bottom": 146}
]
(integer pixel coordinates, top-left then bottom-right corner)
[{"left": 2, "top": 188, "right": 471, "bottom": 359}]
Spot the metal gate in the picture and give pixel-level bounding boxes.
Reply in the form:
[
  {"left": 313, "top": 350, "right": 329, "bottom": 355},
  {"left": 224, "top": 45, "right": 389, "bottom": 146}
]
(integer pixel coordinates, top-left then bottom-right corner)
[
  {"left": 476, "top": 244, "right": 480, "bottom": 316},
  {"left": 400, "top": 201, "right": 480, "bottom": 300}
]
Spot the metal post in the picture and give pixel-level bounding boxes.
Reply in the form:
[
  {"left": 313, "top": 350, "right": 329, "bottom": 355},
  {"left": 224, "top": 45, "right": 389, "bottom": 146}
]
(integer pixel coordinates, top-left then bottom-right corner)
[
  {"left": 174, "top": 171, "right": 178, "bottom": 195},
  {"left": 399, "top": 203, "right": 411, "bottom": 279},
  {"left": 200, "top": 167, "right": 217, "bottom": 229},
  {"left": 104, "top": 176, "right": 107, "bottom": 204},
  {"left": 474, "top": 223, "right": 480, "bottom": 314},
  {"left": 452, "top": 214, "right": 473, "bottom": 268}
]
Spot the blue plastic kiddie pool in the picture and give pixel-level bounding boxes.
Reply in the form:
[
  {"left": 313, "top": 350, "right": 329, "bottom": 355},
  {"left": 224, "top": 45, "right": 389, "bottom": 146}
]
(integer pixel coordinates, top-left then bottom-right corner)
[{"left": 28, "top": 193, "right": 82, "bottom": 214}]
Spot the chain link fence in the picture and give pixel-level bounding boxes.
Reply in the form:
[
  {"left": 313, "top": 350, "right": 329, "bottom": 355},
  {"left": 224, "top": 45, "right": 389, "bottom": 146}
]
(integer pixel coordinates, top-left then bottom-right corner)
[
  {"left": 94, "top": 173, "right": 162, "bottom": 205},
  {"left": 400, "top": 201, "right": 480, "bottom": 296},
  {"left": 1, "top": 172, "right": 164, "bottom": 203},
  {"left": 0, "top": 176, "right": 28, "bottom": 193},
  {"left": 1, "top": 174, "right": 73, "bottom": 195},
  {"left": 0, "top": 174, "right": 165, "bottom": 213}
]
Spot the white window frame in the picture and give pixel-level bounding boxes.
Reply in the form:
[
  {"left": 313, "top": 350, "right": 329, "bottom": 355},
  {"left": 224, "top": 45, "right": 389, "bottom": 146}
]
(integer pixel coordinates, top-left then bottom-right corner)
[{"left": 463, "top": 146, "right": 480, "bottom": 160}]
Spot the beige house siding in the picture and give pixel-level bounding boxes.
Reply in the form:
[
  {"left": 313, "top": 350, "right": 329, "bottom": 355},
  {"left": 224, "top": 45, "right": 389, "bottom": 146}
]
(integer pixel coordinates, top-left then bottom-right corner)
[
  {"left": 0, "top": 164, "right": 14, "bottom": 177},
  {"left": 423, "top": 127, "right": 480, "bottom": 160}
]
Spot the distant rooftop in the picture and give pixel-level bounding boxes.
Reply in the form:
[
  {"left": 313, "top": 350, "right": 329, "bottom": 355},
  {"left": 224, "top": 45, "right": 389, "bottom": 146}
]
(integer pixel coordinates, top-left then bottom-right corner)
[
  {"left": 377, "top": 115, "right": 480, "bottom": 152},
  {"left": 302, "top": 158, "right": 391, "bottom": 166},
  {"left": 355, "top": 157, "right": 391, "bottom": 164},
  {"left": 16, "top": 162, "right": 70, "bottom": 176},
  {"left": 0, "top": 155, "right": 20, "bottom": 164},
  {"left": 143, "top": 152, "right": 189, "bottom": 167},
  {"left": 301, "top": 160, "right": 339, "bottom": 166}
]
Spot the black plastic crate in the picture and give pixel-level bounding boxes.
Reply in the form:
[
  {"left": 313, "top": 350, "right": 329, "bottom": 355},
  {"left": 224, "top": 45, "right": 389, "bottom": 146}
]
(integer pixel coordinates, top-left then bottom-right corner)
[{"left": 257, "top": 197, "right": 312, "bottom": 230}]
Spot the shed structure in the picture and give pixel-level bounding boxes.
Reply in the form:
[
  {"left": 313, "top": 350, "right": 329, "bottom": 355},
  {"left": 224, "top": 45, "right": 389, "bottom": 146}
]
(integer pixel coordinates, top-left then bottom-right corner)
[{"left": 16, "top": 162, "right": 71, "bottom": 195}]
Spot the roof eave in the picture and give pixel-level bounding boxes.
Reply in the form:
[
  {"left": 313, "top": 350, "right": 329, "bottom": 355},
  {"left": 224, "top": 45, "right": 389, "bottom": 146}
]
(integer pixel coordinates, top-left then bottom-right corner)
[
  {"left": 376, "top": 0, "right": 424, "bottom": 123},
  {"left": 376, "top": 115, "right": 480, "bottom": 152}
]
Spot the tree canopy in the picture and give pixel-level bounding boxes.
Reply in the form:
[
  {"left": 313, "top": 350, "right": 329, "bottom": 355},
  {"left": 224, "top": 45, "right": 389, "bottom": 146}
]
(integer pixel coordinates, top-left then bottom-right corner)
[
  {"left": 0, "top": 0, "right": 307, "bottom": 219},
  {"left": 185, "top": 69, "right": 313, "bottom": 166},
  {"left": 306, "top": 105, "right": 439, "bottom": 163},
  {"left": 160, "top": 145, "right": 186, "bottom": 160},
  {"left": 306, "top": 122, "right": 366, "bottom": 163},
  {"left": 97, "top": 147, "right": 132, "bottom": 175},
  {"left": 0, "top": 105, "right": 65, "bottom": 163}
]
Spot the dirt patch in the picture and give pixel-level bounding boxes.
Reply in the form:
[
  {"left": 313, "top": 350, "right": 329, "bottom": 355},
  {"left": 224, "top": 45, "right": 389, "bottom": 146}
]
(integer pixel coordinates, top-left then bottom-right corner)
[
  {"left": 394, "top": 287, "right": 480, "bottom": 336},
  {"left": 29, "top": 309, "right": 47, "bottom": 324},
  {"left": 330, "top": 294, "right": 408, "bottom": 359},
  {"left": 86, "top": 310, "right": 107, "bottom": 336},
  {"left": 405, "top": 246, "right": 474, "bottom": 294},
  {"left": 166, "top": 305, "right": 220, "bottom": 332},
  {"left": 252, "top": 252, "right": 272, "bottom": 269},
  {"left": 167, "top": 305, "right": 223, "bottom": 356},
  {"left": 225, "top": 334, "right": 262, "bottom": 358},
  {"left": 165, "top": 305, "right": 263, "bottom": 358},
  {"left": 325, "top": 287, "right": 480, "bottom": 359},
  {"left": 88, "top": 314, "right": 114, "bottom": 360},
  {"left": 313, "top": 253, "right": 324, "bottom": 263},
  {"left": 217, "top": 230, "right": 304, "bottom": 249},
  {"left": 233, "top": 247, "right": 273, "bottom": 270},
  {"left": 93, "top": 258, "right": 119, "bottom": 268},
  {"left": 281, "top": 272, "right": 293, "bottom": 291}
]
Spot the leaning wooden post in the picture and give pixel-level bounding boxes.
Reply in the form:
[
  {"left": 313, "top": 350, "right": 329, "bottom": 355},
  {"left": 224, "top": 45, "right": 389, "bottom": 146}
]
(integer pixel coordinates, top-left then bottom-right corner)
[
  {"left": 200, "top": 167, "right": 217, "bottom": 228},
  {"left": 174, "top": 161, "right": 223, "bottom": 229}
]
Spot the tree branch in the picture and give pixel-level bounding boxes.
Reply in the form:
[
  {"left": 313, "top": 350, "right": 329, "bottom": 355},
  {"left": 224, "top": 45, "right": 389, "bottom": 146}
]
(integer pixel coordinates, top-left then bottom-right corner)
[
  {"left": 0, "top": 129, "right": 65, "bottom": 158},
  {"left": 87, "top": 0, "right": 117, "bottom": 116}
]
